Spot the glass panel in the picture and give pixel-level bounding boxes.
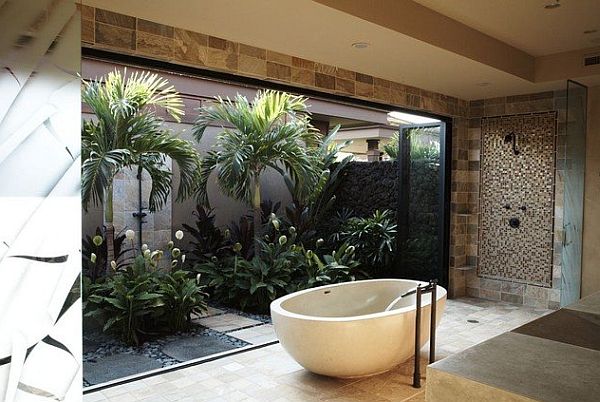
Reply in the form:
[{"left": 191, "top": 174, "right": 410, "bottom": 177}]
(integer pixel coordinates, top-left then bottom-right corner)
[
  {"left": 397, "top": 124, "right": 447, "bottom": 286},
  {"left": 561, "top": 80, "right": 588, "bottom": 306}
]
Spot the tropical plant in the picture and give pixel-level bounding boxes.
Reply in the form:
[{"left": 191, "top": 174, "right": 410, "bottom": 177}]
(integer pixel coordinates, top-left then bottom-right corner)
[
  {"left": 297, "top": 243, "right": 364, "bottom": 289},
  {"left": 283, "top": 125, "right": 353, "bottom": 244},
  {"left": 82, "top": 227, "right": 129, "bottom": 281},
  {"left": 383, "top": 132, "right": 400, "bottom": 160},
  {"left": 85, "top": 254, "right": 165, "bottom": 345},
  {"left": 157, "top": 270, "right": 208, "bottom": 332},
  {"left": 193, "top": 90, "right": 321, "bottom": 249},
  {"left": 384, "top": 127, "right": 440, "bottom": 161},
  {"left": 194, "top": 219, "right": 365, "bottom": 312},
  {"left": 81, "top": 69, "right": 200, "bottom": 270},
  {"left": 181, "top": 206, "right": 230, "bottom": 264},
  {"left": 335, "top": 209, "right": 398, "bottom": 271},
  {"left": 85, "top": 231, "right": 208, "bottom": 344}
]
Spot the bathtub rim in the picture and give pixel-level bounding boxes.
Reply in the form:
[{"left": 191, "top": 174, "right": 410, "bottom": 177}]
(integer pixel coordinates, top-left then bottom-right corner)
[{"left": 270, "top": 278, "right": 447, "bottom": 323}]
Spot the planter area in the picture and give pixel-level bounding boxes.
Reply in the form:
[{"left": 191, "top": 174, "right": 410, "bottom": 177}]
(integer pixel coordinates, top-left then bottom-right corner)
[{"left": 83, "top": 305, "right": 275, "bottom": 386}]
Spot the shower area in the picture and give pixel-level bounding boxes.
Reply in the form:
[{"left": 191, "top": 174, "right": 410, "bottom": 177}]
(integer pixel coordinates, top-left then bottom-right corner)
[{"left": 467, "top": 82, "right": 587, "bottom": 308}]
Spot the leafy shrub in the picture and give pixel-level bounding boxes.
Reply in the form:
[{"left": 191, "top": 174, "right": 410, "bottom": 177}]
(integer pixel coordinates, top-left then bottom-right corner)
[
  {"left": 158, "top": 270, "right": 208, "bottom": 332},
  {"left": 84, "top": 233, "right": 207, "bottom": 345},
  {"left": 82, "top": 227, "right": 129, "bottom": 281},
  {"left": 194, "top": 223, "right": 364, "bottom": 313},
  {"left": 182, "top": 206, "right": 230, "bottom": 263},
  {"left": 298, "top": 242, "right": 364, "bottom": 289},
  {"left": 86, "top": 255, "right": 165, "bottom": 345},
  {"left": 335, "top": 210, "right": 397, "bottom": 272}
]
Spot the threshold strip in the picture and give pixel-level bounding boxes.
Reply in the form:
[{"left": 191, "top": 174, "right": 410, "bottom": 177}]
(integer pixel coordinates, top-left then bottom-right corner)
[{"left": 83, "top": 340, "right": 280, "bottom": 395}]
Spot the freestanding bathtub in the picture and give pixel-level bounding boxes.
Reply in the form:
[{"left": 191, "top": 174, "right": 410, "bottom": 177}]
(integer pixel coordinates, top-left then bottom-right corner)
[{"left": 270, "top": 279, "right": 446, "bottom": 378}]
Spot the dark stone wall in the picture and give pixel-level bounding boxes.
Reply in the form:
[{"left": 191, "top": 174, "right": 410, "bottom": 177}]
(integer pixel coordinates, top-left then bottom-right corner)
[{"left": 333, "top": 161, "right": 399, "bottom": 218}]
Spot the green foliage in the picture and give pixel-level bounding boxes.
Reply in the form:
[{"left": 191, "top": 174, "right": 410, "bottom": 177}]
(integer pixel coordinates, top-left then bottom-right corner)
[
  {"left": 283, "top": 125, "right": 353, "bottom": 244},
  {"left": 383, "top": 127, "right": 440, "bottom": 161},
  {"left": 383, "top": 132, "right": 400, "bottom": 160},
  {"left": 181, "top": 206, "right": 230, "bottom": 263},
  {"left": 82, "top": 227, "right": 129, "bottom": 281},
  {"left": 86, "top": 255, "right": 164, "bottom": 345},
  {"left": 297, "top": 243, "right": 364, "bottom": 290},
  {"left": 81, "top": 69, "right": 200, "bottom": 212},
  {"left": 193, "top": 90, "right": 321, "bottom": 208},
  {"left": 157, "top": 270, "right": 208, "bottom": 332},
  {"left": 85, "top": 239, "right": 207, "bottom": 345},
  {"left": 194, "top": 224, "right": 365, "bottom": 313},
  {"left": 335, "top": 210, "right": 397, "bottom": 271}
]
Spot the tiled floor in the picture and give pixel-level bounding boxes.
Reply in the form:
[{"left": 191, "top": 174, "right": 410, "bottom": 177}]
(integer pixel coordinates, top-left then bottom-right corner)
[{"left": 84, "top": 298, "right": 551, "bottom": 401}]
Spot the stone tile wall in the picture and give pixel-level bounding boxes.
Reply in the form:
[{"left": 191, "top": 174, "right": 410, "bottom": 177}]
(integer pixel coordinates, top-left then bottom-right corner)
[{"left": 465, "top": 92, "right": 566, "bottom": 309}]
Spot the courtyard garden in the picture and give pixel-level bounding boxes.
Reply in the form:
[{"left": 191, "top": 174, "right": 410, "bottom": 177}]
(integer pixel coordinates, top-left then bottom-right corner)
[{"left": 81, "top": 69, "right": 439, "bottom": 385}]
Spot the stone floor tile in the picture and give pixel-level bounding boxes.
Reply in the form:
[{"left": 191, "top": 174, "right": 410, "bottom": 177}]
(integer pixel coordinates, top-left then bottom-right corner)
[
  {"left": 195, "top": 314, "right": 264, "bottom": 332},
  {"left": 92, "top": 297, "right": 551, "bottom": 401}
]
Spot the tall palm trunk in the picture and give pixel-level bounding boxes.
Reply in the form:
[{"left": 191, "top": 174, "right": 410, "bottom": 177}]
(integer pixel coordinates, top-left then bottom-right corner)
[
  {"left": 252, "top": 176, "right": 261, "bottom": 252},
  {"left": 104, "top": 183, "right": 115, "bottom": 275}
]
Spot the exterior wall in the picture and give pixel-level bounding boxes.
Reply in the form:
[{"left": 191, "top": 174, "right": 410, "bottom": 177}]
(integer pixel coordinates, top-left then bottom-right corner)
[
  {"left": 464, "top": 92, "right": 566, "bottom": 309},
  {"left": 582, "top": 85, "right": 600, "bottom": 297}
]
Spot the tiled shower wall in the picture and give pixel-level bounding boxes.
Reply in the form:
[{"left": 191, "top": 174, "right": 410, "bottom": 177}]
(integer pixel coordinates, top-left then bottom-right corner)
[
  {"left": 479, "top": 113, "right": 556, "bottom": 286},
  {"left": 464, "top": 93, "right": 566, "bottom": 309}
]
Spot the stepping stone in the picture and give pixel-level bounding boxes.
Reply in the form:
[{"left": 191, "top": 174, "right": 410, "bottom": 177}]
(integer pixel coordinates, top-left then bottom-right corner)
[
  {"left": 161, "top": 335, "right": 239, "bottom": 361},
  {"left": 84, "top": 354, "right": 162, "bottom": 385},
  {"left": 194, "top": 313, "right": 262, "bottom": 332}
]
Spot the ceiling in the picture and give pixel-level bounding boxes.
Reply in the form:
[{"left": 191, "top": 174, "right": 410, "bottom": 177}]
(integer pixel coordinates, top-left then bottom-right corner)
[
  {"left": 413, "top": 0, "right": 600, "bottom": 57},
  {"left": 83, "top": 0, "right": 600, "bottom": 100}
]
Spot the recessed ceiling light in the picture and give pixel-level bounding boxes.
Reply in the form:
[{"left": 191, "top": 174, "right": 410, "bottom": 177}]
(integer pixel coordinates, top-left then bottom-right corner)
[
  {"left": 476, "top": 82, "right": 491, "bottom": 87},
  {"left": 351, "top": 42, "right": 369, "bottom": 49},
  {"left": 544, "top": 1, "right": 561, "bottom": 9},
  {"left": 584, "top": 29, "right": 598, "bottom": 34}
]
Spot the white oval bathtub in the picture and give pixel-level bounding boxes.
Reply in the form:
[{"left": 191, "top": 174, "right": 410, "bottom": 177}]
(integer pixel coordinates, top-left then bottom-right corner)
[{"left": 270, "top": 279, "right": 446, "bottom": 378}]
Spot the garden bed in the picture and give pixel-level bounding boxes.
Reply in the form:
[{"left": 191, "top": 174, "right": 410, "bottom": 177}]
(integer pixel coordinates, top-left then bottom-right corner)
[{"left": 83, "top": 305, "right": 274, "bottom": 386}]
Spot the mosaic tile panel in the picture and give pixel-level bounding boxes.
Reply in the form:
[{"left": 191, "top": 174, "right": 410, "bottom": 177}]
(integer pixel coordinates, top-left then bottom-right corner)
[{"left": 479, "top": 112, "right": 557, "bottom": 287}]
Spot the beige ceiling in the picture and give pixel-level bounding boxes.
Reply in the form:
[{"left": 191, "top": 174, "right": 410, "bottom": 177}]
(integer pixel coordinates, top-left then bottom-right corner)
[
  {"left": 83, "top": 0, "right": 600, "bottom": 100},
  {"left": 413, "top": 0, "right": 600, "bottom": 57}
]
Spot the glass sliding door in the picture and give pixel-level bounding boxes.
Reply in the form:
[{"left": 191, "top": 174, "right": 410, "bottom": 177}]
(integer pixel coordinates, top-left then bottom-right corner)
[
  {"left": 397, "top": 123, "right": 449, "bottom": 287},
  {"left": 560, "top": 80, "right": 588, "bottom": 306}
]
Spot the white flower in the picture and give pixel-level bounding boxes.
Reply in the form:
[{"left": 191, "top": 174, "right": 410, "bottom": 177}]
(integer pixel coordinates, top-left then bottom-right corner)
[
  {"left": 92, "top": 235, "right": 103, "bottom": 246},
  {"left": 175, "top": 230, "right": 184, "bottom": 240},
  {"left": 90, "top": 253, "right": 97, "bottom": 264},
  {"left": 172, "top": 248, "right": 181, "bottom": 258},
  {"left": 181, "top": 254, "right": 186, "bottom": 263},
  {"left": 110, "top": 260, "right": 117, "bottom": 270},
  {"left": 196, "top": 273, "right": 202, "bottom": 285},
  {"left": 143, "top": 249, "right": 151, "bottom": 258},
  {"left": 125, "top": 230, "right": 135, "bottom": 240},
  {"left": 141, "top": 243, "right": 148, "bottom": 251}
]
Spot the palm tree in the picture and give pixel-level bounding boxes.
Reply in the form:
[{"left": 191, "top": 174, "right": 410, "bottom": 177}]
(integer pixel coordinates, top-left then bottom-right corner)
[
  {"left": 193, "top": 90, "right": 321, "bottom": 246},
  {"left": 82, "top": 69, "right": 200, "bottom": 272}
]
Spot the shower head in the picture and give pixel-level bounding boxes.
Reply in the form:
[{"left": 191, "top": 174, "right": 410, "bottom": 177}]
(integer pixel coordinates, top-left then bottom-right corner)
[{"left": 504, "top": 132, "right": 520, "bottom": 155}]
